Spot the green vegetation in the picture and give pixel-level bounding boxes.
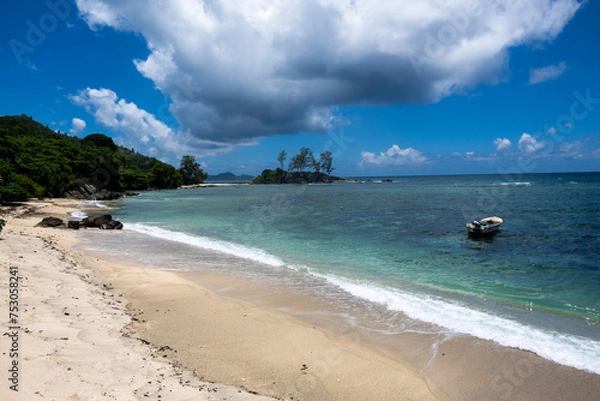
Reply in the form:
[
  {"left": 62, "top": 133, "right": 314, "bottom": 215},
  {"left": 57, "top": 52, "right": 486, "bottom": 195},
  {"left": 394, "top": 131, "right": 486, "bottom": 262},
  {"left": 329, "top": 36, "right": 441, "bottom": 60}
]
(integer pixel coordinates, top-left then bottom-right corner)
[
  {"left": 179, "top": 155, "right": 208, "bottom": 185},
  {"left": 287, "top": 147, "right": 334, "bottom": 175},
  {"left": 252, "top": 148, "right": 339, "bottom": 184},
  {"left": 0, "top": 218, "right": 5, "bottom": 235},
  {"left": 0, "top": 115, "right": 207, "bottom": 202}
]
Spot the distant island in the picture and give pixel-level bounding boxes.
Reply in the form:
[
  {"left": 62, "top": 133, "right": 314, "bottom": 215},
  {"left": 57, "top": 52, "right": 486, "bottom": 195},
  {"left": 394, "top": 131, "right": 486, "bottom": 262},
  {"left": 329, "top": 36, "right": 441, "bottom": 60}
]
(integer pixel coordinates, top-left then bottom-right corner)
[
  {"left": 206, "top": 172, "right": 254, "bottom": 182},
  {"left": 252, "top": 168, "right": 343, "bottom": 184},
  {"left": 0, "top": 115, "right": 208, "bottom": 202},
  {"left": 252, "top": 148, "right": 343, "bottom": 184}
]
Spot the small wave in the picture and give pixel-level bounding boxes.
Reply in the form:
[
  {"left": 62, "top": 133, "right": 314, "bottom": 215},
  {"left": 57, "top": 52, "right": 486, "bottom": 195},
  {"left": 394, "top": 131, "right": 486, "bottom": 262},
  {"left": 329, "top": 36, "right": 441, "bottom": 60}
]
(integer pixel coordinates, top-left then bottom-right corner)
[
  {"left": 126, "top": 223, "right": 286, "bottom": 268},
  {"left": 70, "top": 210, "right": 88, "bottom": 219},
  {"left": 498, "top": 181, "right": 532, "bottom": 186},
  {"left": 322, "top": 274, "right": 600, "bottom": 374},
  {"left": 79, "top": 200, "right": 110, "bottom": 209}
]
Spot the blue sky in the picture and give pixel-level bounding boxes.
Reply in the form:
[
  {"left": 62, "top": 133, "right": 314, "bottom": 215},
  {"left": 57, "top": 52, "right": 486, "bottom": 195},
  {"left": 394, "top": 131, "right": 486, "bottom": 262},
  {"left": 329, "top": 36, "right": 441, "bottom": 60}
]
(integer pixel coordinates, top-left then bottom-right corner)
[{"left": 1, "top": 0, "right": 599, "bottom": 177}]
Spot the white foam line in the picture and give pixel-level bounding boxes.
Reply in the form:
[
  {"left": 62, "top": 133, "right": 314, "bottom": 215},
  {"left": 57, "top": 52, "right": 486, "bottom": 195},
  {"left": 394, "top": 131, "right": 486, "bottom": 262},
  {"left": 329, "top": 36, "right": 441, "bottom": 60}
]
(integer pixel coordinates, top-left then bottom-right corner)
[
  {"left": 322, "top": 274, "right": 600, "bottom": 375},
  {"left": 80, "top": 200, "right": 110, "bottom": 208},
  {"left": 126, "top": 223, "right": 286, "bottom": 268}
]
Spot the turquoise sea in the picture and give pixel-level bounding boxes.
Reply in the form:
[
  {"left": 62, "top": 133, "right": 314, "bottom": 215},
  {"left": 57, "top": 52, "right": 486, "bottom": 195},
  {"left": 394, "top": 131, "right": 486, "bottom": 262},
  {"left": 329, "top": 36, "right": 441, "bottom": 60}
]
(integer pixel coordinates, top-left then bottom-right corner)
[{"left": 77, "top": 172, "right": 600, "bottom": 374}]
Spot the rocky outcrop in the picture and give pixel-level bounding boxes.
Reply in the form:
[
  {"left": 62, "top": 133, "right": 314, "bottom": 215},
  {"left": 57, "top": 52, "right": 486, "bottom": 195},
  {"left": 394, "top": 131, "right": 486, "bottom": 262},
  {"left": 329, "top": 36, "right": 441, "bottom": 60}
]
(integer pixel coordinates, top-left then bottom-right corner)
[
  {"left": 82, "top": 214, "right": 113, "bottom": 227},
  {"left": 252, "top": 169, "right": 344, "bottom": 184},
  {"left": 100, "top": 220, "right": 123, "bottom": 230},
  {"left": 36, "top": 217, "right": 64, "bottom": 227},
  {"left": 67, "top": 220, "right": 81, "bottom": 229},
  {"left": 36, "top": 214, "right": 123, "bottom": 230},
  {"left": 61, "top": 183, "right": 138, "bottom": 201}
]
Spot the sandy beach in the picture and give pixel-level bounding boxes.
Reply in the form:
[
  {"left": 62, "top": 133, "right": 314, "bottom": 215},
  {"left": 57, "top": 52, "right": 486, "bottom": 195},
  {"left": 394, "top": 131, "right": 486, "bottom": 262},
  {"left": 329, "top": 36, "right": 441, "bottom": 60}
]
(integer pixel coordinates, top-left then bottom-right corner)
[
  {"left": 0, "top": 200, "right": 276, "bottom": 401},
  {"left": 1, "top": 200, "right": 599, "bottom": 400}
]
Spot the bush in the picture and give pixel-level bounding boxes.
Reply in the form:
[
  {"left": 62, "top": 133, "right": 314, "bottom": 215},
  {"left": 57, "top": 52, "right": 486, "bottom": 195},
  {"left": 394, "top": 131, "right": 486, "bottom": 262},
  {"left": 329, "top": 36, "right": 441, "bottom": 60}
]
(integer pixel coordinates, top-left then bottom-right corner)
[{"left": 0, "top": 173, "right": 44, "bottom": 201}]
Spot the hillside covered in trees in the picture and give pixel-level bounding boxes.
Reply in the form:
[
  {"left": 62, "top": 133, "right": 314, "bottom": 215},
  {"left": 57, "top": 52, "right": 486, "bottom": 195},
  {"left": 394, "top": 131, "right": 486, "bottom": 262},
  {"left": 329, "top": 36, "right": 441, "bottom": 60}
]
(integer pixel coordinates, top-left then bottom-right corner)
[{"left": 0, "top": 115, "right": 206, "bottom": 202}]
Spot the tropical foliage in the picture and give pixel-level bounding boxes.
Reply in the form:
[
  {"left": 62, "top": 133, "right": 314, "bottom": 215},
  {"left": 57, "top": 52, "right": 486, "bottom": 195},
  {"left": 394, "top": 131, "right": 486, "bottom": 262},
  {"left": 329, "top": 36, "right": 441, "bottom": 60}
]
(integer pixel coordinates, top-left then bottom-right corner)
[
  {"left": 179, "top": 155, "right": 208, "bottom": 185},
  {"left": 0, "top": 115, "right": 207, "bottom": 202},
  {"left": 252, "top": 147, "right": 338, "bottom": 184}
]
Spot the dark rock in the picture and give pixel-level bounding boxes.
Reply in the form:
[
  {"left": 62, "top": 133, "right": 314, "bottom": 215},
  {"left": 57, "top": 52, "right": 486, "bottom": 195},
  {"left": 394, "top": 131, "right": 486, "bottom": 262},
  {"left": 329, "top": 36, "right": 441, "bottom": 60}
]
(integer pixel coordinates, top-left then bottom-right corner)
[
  {"left": 36, "top": 217, "right": 64, "bottom": 227},
  {"left": 89, "top": 189, "right": 123, "bottom": 201},
  {"left": 83, "top": 214, "right": 112, "bottom": 228},
  {"left": 67, "top": 220, "right": 81, "bottom": 230},
  {"left": 61, "top": 183, "right": 138, "bottom": 200},
  {"left": 100, "top": 220, "right": 123, "bottom": 230},
  {"left": 62, "top": 183, "right": 98, "bottom": 199}
]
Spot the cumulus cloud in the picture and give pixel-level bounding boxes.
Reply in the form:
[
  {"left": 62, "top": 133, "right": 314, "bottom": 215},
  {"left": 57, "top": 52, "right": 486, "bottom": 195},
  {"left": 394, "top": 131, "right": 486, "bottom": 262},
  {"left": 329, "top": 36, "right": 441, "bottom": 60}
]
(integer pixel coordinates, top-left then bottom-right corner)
[
  {"left": 494, "top": 137, "right": 512, "bottom": 153},
  {"left": 518, "top": 133, "right": 545, "bottom": 153},
  {"left": 70, "top": 118, "right": 87, "bottom": 135},
  {"left": 69, "top": 87, "right": 190, "bottom": 156},
  {"left": 75, "top": 0, "right": 581, "bottom": 149},
  {"left": 360, "top": 145, "right": 427, "bottom": 166},
  {"left": 528, "top": 62, "right": 567, "bottom": 85}
]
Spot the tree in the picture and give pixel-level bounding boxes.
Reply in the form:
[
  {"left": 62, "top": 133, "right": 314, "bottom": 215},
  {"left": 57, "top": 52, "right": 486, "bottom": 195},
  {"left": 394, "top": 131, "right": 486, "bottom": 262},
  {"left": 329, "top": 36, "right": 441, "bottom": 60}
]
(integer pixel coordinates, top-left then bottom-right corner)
[
  {"left": 288, "top": 147, "right": 315, "bottom": 172},
  {"left": 81, "top": 133, "right": 117, "bottom": 151},
  {"left": 150, "top": 162, "right": 183, "bottom": 188},
  {"left": 179, "top": 155, "right": 208, "bottom": 185},
  {"left": 319, "top": 151, "right": 334, "bottom": 174},
  {"left": 277, "top": 150, "right": 287, "bottom": 170},
  {"left": 119, "top": 167, "right": 149, "bottom": 190}
]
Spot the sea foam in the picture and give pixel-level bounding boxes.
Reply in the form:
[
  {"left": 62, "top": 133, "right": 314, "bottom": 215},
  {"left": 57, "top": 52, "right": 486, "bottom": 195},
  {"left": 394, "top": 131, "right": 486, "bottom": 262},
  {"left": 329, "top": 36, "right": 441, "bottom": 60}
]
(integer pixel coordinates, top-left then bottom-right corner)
[
  {"left": 322, "top": 274, "right": 600, "bottom": 375},
  {"left": 126, "top": 223, "right": 286, "bottom": 268}
]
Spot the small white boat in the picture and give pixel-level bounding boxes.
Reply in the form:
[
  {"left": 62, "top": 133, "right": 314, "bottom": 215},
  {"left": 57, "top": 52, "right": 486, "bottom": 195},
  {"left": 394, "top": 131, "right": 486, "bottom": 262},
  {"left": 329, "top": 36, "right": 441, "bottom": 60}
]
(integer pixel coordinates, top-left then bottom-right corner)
[{"left": 466, "top": 216, "right": 503, "bottom": 236}]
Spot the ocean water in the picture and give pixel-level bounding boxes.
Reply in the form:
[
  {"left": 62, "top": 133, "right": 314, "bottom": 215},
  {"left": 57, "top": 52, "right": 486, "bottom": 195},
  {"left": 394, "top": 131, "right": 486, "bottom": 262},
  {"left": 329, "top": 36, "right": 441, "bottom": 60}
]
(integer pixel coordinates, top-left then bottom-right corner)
[{"left": 77, "top": 172, "right": 600, "bottom": 374}]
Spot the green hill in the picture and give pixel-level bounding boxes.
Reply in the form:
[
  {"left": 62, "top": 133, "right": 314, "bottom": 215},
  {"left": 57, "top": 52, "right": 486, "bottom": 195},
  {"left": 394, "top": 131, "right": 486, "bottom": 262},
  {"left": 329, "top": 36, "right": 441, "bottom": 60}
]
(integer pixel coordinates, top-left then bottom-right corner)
[
  {"left": 206, "top": 172, "right": 254, "bottom": 182},
  {"left": 0, "top": 114, "right": 183, "bottom": 202}
]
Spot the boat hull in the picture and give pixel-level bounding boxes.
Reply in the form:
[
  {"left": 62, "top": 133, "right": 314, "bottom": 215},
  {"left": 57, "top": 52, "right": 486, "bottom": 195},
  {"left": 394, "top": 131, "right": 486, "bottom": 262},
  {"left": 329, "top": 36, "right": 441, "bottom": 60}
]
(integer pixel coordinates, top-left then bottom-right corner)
[{"left": 466, "top": 216, "right": 503, "bottom": 236}]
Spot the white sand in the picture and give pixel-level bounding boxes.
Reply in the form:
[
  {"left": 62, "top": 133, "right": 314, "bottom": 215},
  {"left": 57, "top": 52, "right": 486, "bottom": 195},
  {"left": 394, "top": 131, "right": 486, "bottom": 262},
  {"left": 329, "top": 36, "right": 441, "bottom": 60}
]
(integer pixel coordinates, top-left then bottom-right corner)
[{"left": 0, "top": 200, "right": 276, "bottom": 401}]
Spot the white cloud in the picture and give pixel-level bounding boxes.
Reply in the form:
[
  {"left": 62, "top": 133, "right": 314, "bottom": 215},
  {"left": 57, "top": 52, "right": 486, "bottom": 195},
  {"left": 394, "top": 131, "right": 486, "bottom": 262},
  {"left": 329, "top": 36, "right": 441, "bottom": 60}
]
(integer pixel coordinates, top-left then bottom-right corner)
[
  {"left": 70, "top": 118, "right": 87, "bottom": 135},
  {"left": 75, "top": 0, "right": 581, "bottom": 149},
  {"left": 69, "top": 87, "right": 250, "bottom": 158},
  {"left": 360, "top": 145, "right": 427, "bottom": 166},
  {"left": 69, "top": 87, "right": 187, "bottom": 156},
  {"left": 558, "top": 141, "right": 585, "bottom": 159},
  {"left": 494, "top": 137, "right": 512, "bottom": 154},
  {"left": 529, "top": 62, "right": 567, "bottom": 85},
  {"left": 518, "top": 133, "right": 545, "bottom": 154}
]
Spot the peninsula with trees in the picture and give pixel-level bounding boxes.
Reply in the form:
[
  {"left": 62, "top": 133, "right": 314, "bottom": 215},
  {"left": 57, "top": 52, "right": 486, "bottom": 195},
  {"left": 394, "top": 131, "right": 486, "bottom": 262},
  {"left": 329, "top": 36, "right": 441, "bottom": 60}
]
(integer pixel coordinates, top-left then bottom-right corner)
[{"left": 252, "top": 147, "right": 343, "bottom": 184}]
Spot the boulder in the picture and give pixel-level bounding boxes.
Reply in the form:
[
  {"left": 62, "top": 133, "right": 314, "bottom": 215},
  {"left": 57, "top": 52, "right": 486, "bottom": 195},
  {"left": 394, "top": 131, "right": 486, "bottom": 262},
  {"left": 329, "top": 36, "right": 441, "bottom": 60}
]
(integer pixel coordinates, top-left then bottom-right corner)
[
  {"left": 36, "top": 214, "right": 123, "bottom": 230},
  {"left": 36, "top": 217, "right": 64, "bottom": 227},
  {"left": 100, "top": 220, "right": 123, "bottom": 230},
  {"left": 67, "top": 220, "right": 81, "bottom": 230},
  {"left": 82, "top": 214, "right": 112, "bottom": 228},
  {"left": 89, "top": 189, "right": 123, "bottom": 201},
  {"left": 61, "top": 183, "right": 138, "bottom": 200}
]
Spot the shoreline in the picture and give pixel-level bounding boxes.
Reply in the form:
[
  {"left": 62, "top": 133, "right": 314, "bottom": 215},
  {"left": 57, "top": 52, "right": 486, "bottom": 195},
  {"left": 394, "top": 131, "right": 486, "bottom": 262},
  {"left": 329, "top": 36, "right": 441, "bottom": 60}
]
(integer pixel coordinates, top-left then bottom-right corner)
[
  {"left": 2, "top": 199, "right": 599, "bottom": 400},
  {"left": 0, "top": 200, "right": 277, "bottom": 401}
]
